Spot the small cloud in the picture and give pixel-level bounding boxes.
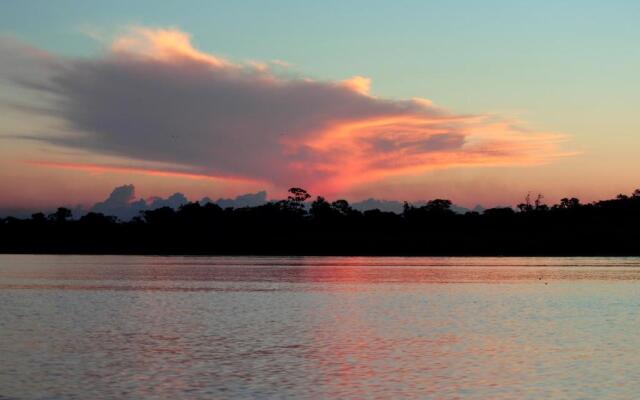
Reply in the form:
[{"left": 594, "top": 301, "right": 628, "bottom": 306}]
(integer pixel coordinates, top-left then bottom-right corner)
[
  {"left": 270, "top": 59, "right": 291, "bottom": 68},
  {"left": 91, "top": 184, "right": 147, "bottom": 220},
  {"left": 341, "top": 75, "right": 371, "bottom": 96},
  {"left": 110, "top": 26, "right": 229, "bottom": 67},
  {"left": 247, "top": 60, "right": 269, "bottom": 72},
  {"left": 75, "top": 24, "right": 109, "bottom": 43}
]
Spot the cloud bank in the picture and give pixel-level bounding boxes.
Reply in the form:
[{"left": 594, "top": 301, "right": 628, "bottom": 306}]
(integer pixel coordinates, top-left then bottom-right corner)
[
  {"left": 89, "top": 184, "right": 268, "bottom": 220},
  {"left": 2, "top": 27, "right": 570, "bottom": 194}
]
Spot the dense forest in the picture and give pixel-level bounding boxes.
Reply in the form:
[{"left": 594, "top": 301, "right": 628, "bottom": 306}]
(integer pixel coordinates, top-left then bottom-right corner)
[{"left": 2, "top": 188, "right": 640, "bottom": 255}]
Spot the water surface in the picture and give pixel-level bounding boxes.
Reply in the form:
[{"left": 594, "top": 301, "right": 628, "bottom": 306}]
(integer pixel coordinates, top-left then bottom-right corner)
[{"left": 2, "top": 255, "right": 640, "bottom": 399}]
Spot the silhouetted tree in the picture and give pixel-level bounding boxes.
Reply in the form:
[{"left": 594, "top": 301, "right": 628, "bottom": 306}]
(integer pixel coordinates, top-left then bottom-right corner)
[
  {"left": 48, "top": 207, "right": 72, "bottom": 223},
  {"left": 143, "top": 207, "right": 176, "bottom": 225},
  {"left": 534, "top": 194, "right": 548, "bottom": 211},
  {"left": 287, "top": 187, "right": 311, "bottom": 203},
  {"left": 555, "top": 197, "right": 581, "bottom": 210},
  {"left": 425, "top": 199, "right": 454, "bottom": 215},
  {"left": 331, "top": 199, "right": 352, "bottom": 216},
  {"left": 517, "top": 193, "right": 534, "bottom": 213},
  {"left": 31, "top": 212, "right": 47, "bottom": 223},
  {"left": 79, "top": 212, "right": 116, "bottom": 225},
  {"left": 483, "top": 207, "right": 515, "bottom": 217},
  {"left": 310, "top": 196, "right": 332, "bottom": 219},
  {"left": 282, "top": 187, "right": 311, "bottom": 215}
]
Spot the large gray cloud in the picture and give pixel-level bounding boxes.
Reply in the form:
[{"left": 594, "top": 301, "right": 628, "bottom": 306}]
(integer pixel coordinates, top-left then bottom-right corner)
[{"left": 1, "top": 27, "right": 568, "bottom": 193}]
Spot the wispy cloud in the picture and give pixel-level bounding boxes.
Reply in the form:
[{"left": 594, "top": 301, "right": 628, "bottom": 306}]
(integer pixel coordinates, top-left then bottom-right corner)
[{"left": 1, "top": 27, "right": 572, "bottom": 194}]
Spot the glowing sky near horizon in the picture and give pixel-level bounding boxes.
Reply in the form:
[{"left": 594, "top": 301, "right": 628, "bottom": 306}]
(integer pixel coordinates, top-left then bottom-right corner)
[{"left": 0, "top": 1, "right": 639, "bottom": 209}]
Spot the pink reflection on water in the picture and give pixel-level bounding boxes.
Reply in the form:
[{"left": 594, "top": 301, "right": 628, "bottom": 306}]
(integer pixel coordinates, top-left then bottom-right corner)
[{"left": 3, "top": 255, "right": 640, "bottom": 398}]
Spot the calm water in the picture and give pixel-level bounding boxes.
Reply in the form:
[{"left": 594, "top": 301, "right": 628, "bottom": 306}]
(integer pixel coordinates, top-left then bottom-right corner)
[{"left": 2, "top": 256, "right": 640, "bottom": 399}]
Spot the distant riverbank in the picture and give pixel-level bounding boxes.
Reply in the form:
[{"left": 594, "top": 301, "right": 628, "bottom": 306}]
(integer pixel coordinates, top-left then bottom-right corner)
[{"left": 2, "top": 188, "right": 640, "bottom": 256}]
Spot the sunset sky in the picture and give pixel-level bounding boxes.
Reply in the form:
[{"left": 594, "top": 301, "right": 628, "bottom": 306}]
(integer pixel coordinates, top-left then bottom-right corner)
[{"left": 1, "top": 1, "right": 639, "bottom": 211}]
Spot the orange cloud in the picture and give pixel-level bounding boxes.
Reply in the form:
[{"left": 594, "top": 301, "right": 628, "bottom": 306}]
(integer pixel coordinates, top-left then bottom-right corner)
[
  {"left": 341, "top": 76, "right": 372, "bottom": 95},
  {"left": 111, "top": 27, "right": 229, "bottom": 67},
  {"left": 290, "top": 115, "right": 572, "bottom": 194}
]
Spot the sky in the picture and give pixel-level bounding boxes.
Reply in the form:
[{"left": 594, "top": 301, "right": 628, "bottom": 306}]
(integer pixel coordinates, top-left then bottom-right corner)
[{"left": 1, "top": 1, "right": 639, "bottom": 211}]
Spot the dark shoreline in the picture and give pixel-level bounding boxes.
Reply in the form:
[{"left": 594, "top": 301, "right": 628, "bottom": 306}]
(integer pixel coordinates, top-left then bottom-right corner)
[{"left": 3, "top": 189, "right": 640, "bottom": 258}]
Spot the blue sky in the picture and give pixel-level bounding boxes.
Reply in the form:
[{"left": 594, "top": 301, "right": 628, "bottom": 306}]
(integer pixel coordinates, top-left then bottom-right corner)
[
  {"left": 3, "top": 2, "right": 637, "bottom": 99},
  {"left": 3, "top": 1, "right": 639, "bottom": 135}
]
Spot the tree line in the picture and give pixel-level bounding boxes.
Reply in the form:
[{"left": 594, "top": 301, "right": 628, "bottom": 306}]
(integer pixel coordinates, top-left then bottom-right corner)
[{"left": 2, "top": 188, "right": 640, "bottom": 255}]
